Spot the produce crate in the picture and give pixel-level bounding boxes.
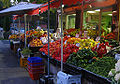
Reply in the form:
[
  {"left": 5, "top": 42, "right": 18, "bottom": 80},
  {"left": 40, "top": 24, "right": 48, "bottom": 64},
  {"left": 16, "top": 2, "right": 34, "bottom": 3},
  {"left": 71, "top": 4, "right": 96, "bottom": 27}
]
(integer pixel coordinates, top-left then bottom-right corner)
[
  {"left": 27, "top": 57, "right": 45, "bottom": 74},
  {"left": 28, "top": 68, "right": 44, "bottom": 74},
  {"left": 27, "top": 64, "right": 44, "bottom": 70},
  {"left": 28, "top": 64, "right": 44, "bottom": 68},
  {"left": 20, "top": 57, "right": 28, "bottom": 67},
  {"left": 28, "top": 57, "right": 43, "bottom": 63},
  {"left": 28, "top": 71, "right": 40, "bottom": 80}
]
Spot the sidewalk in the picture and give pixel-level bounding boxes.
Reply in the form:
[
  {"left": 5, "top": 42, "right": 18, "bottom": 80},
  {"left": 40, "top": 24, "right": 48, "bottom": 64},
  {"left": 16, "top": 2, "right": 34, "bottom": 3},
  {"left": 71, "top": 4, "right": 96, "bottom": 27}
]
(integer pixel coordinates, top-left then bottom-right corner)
[{"left": 0, "top": 40, "right": 38, "bottom": 84}]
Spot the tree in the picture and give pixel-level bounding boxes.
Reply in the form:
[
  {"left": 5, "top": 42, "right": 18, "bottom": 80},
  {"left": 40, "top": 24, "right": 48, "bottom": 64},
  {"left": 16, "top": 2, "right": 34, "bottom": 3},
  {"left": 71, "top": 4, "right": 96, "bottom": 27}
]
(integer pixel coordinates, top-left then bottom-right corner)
[
  {"left": 0, "top": 0, "right": 11, "bottom": 8},
  {"left": 0, "top": 0, "right": 11, "bottom": 31}
]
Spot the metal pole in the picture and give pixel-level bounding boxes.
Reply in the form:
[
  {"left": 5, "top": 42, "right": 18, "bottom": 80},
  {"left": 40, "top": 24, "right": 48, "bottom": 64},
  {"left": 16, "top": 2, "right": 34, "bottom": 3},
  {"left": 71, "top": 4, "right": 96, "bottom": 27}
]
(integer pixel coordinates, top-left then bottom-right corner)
[
  {"left": 47, "top": 0, "right": 50, "bottom": 76},
  {"left": 13, "top": 16, "right": 15, "bottom": 35},
  {"left": 18, "top": 17, "right": 20, "bottom": 34},
  {"left": 98, "top": 9, "right": 102, "bottom": 36},
  {"left": 118, "top": 0, "right": 120, "bottom": 42},
  {"left": 28, "top": 21, "right": 29, "bottom": 31},
  {"left": 24, "top": 14, "right": 27, "bottom": 48},
  {"left": 60, "top": 0, "right": 63, "bottom": 71}
]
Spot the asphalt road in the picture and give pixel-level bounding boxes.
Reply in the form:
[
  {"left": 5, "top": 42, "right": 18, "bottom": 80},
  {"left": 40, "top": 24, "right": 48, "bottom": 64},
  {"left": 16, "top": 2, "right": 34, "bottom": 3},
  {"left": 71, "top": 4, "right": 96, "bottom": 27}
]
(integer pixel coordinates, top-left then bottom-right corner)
[{"left": 0, "top": 40, "right": 38, "bottom": 84}]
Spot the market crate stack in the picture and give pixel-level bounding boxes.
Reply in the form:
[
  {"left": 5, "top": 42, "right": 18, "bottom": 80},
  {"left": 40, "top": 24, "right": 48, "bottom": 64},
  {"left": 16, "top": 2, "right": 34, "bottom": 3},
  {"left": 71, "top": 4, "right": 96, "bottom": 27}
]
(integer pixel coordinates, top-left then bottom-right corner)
[
  {"left": 20, "top": 57, "right": 28, "bottom": 67},
  {"left": 27, "top": 57, "right": 44, "bottom": 80}
]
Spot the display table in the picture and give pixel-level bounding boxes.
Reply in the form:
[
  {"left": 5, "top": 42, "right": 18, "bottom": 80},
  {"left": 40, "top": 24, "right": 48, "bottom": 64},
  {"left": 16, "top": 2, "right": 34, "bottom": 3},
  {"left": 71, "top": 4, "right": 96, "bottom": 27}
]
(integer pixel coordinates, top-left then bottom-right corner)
[
  {"left": 13, "top": 40, "right": 20, "bottom": 53},
  {"left": 36, "top": 52, "right": 111, "bottom": 84}
]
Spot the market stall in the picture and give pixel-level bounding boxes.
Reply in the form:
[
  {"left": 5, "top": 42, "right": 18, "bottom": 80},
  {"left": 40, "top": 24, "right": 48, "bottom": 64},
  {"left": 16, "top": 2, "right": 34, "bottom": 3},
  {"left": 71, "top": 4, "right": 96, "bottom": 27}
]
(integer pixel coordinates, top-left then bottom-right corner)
[
  {"left": 37, "top": 0, "right": 120, "bottom": 83},
  {"left": 1, "top": 0, "right": 120, "bottom": 83}
]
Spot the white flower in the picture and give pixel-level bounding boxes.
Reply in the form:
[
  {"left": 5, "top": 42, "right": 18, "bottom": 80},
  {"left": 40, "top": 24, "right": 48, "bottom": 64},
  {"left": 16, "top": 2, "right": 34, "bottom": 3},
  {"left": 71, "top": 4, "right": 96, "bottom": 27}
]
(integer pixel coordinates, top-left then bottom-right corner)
[
  {"left": 114, "top": 73, "right": 120, "bottom": 81},
  {"left": 115, "top": 62, "right": 120, "bottom": 72},
  {"left": 108, "top": 69, "right": 115, "bottom": 76},
  {"left": 115, "top": 66, "right": 120, "bottom": 72},
  {"left": 109, "top": 71, "right": 114, "bottom": 76},
  {"left": 117, "top": 59, "right": 120, "bottom": 63}
]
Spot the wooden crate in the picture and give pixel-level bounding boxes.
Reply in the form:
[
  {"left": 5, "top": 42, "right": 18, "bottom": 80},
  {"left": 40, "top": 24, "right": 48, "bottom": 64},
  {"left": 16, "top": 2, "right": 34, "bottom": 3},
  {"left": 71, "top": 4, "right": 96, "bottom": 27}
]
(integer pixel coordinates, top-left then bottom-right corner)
[{"left": 20, "top": 57, "right": 28, "bottom": 67}]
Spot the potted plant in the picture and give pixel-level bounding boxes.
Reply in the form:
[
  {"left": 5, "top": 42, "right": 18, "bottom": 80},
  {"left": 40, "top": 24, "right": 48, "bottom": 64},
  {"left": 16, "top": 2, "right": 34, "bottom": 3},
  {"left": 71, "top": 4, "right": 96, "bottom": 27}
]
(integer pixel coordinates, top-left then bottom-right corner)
[{"left": 21, "top": 47, "right": 31, "bottom": 58}]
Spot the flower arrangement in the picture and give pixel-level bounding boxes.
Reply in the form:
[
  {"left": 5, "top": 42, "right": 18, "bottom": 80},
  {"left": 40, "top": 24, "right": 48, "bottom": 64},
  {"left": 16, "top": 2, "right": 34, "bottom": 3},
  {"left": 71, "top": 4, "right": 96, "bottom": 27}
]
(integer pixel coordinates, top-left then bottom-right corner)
[
  {"left": 108, "top": 59, "right": 120, "bottom": 84},
  {"left": 9, "top": 34, "right": 19, "bottom": 40}
]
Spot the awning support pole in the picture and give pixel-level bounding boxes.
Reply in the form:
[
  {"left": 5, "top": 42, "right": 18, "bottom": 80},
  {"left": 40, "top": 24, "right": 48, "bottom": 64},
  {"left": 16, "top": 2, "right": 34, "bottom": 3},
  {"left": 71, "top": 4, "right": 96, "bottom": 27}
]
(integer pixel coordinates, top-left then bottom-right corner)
[
  {"left": 60, "top": 0, "right": 63, "bottom": 72},
  {"left": 47, "top": 0, "right": 50, "bottom": 76},
  {"left": 98, "top": 9, "right": 102, "bottom": 36},
  {"left": 118, "top": 0, "right": 120, "bottom": 42},
  {"left": 18, "top": 17, "right": 20, "bottom": 34},
  {"left": 24, "top": 14, "right": 27, "bottom": 48}
]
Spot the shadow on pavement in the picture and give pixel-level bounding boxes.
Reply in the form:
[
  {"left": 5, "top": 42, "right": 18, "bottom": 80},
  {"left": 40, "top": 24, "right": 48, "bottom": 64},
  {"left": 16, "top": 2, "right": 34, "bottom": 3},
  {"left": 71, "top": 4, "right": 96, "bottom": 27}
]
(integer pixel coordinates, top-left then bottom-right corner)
[{"left": 1, "top": 77, "right": 38, "bottom": 84}]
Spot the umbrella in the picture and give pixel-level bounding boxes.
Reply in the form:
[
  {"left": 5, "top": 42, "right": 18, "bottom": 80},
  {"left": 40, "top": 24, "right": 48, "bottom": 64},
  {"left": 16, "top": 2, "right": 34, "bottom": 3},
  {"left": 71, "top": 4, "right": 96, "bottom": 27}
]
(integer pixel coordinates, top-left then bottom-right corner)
[
  {"left": 0, "top": 2, "right": 42, "bottom": 16},
  {"left": 0, "top": 2, "right": 42, "bottom": 47}
]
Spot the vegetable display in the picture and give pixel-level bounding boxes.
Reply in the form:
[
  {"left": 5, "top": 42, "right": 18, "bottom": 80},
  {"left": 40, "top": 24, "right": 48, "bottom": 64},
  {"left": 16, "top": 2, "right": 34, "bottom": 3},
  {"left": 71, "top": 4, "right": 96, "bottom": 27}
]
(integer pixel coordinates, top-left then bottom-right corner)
[
  {"left": 39, "top": 36, "right": 79, "bottom": 62},
  {"left": 67, "top": 48, "right": 97, "bottom": 68},
  {"left": 85, "top": 57, "right": 116, "bottom": 77}
]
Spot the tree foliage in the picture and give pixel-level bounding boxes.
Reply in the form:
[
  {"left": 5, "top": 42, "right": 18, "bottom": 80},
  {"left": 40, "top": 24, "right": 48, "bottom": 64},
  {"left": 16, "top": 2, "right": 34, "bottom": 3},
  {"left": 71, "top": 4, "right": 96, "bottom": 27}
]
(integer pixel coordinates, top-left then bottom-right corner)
[
  {"left": 0, "top": 0, "right": 11, "bottom": 31},
  {"left": 0, "top": 0, "right": 11, "bottom": 8}
]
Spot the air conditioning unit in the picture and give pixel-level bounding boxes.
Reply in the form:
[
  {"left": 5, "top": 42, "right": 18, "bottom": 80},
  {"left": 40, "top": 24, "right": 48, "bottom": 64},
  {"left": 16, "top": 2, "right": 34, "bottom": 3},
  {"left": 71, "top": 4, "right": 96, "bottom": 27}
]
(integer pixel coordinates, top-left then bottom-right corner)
[{"left": 57, "top": 71, "right": 82, "bottom": 84}]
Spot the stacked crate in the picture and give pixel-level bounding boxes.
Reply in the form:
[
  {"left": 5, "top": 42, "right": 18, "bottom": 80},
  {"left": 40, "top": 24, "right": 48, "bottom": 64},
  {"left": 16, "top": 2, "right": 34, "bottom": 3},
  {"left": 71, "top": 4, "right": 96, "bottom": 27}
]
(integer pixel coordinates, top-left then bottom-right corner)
[
  {"left": 27, "top": 57, "right": 44, "bottom": 80},
  {"left": 20, "top": 57, "right": 28, "bottom": 67}
]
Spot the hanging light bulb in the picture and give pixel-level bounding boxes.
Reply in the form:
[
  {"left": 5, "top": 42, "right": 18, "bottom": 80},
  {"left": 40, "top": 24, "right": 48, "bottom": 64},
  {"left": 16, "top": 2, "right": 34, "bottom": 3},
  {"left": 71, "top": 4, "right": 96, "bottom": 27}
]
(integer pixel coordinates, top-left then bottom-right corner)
[
  {"left": 10, "top": 0, "right": 14, "bottom": 5},
  {"left": 27, "top": 0, "right": 30, "bottom": 2},
  {"left": 15, "top": 0, "right": 18, "bottom": 5}
]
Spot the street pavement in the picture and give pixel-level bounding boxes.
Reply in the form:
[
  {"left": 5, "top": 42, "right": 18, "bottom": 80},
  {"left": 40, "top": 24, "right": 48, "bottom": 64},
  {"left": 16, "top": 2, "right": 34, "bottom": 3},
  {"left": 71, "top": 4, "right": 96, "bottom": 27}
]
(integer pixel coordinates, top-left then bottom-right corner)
[{"left": 0, "top": 40, "right": 38, "bottom": 84}]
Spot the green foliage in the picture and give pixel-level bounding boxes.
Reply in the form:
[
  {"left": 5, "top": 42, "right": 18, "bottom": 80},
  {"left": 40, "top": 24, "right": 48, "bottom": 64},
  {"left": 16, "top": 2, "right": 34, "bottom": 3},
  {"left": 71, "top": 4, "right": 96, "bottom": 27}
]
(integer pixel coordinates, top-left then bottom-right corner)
[
  {"left": 21, "top": 47, "right": 31, "bottom": 56},
  {"left": 85, "top": 57, "right": 117, "bottom": 77},
  {"left": 0, "top": 0, "right": 11, "bottom": 32},
  {"left": 67, "top": 48, "right": 98, "bottom": 68},
  {"left": 3, "top": 16, "right": 11, "bottom": 31},
  {"left": 0, "top": 0, "right": 11, "bottom": 8}
]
